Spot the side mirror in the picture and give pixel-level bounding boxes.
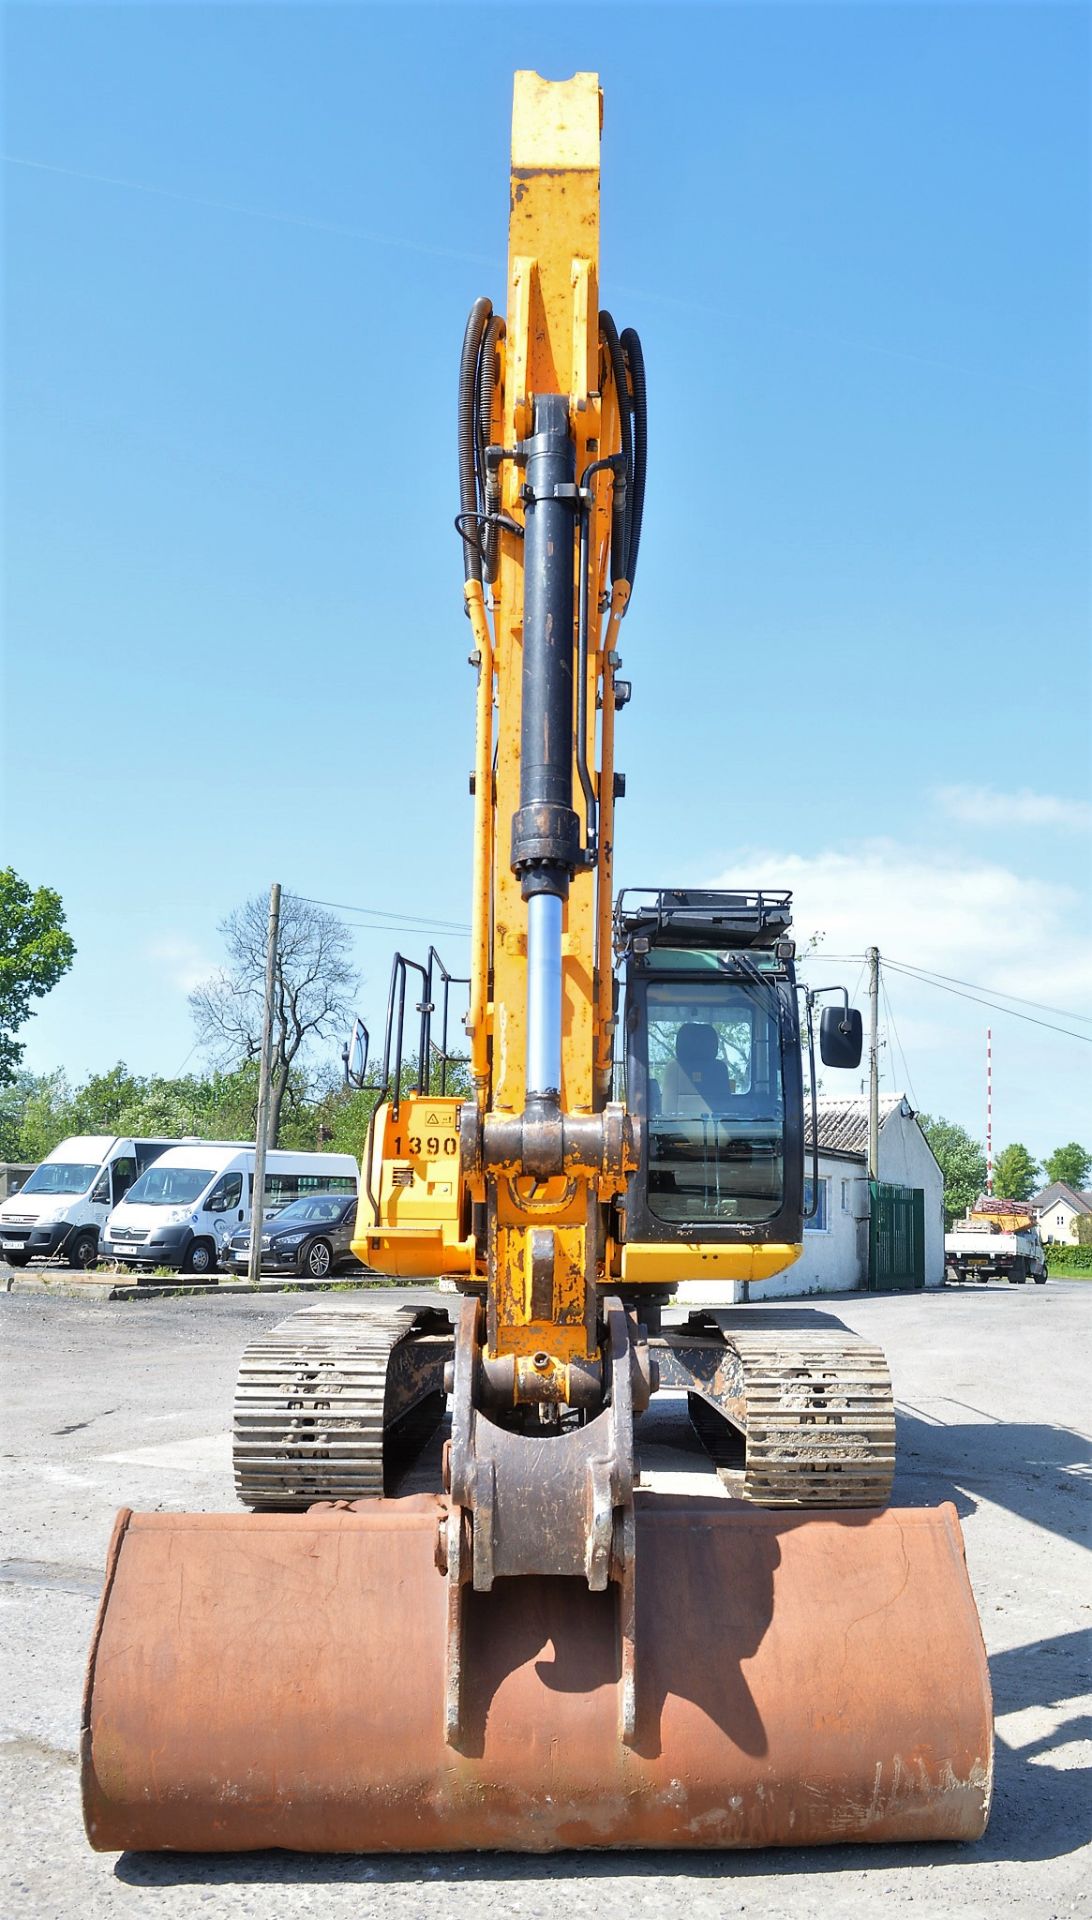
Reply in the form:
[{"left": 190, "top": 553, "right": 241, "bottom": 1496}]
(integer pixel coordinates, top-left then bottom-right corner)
[
  {"left": 343, "top": 1017, "right": 370, "bottom": 1089},
  {"left": 820, "top": 1005, "right": 863, "bottom": 1069}
]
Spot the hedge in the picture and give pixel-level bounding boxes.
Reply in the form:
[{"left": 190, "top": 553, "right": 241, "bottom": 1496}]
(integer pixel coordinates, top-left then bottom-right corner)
[{"left": 1045, "top": 1246, "right": 1092, "bottom": 1274}]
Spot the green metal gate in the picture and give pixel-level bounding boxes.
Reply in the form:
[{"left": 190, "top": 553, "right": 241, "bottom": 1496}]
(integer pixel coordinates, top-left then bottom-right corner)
[{"left": 869, "top": 1181, "right": 925, "bottom": 1291}]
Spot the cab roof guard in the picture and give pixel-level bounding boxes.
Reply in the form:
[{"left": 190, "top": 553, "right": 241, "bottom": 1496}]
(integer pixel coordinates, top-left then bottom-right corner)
[{"left": 614, "top": 888, "right": 793, "bottom": 954}]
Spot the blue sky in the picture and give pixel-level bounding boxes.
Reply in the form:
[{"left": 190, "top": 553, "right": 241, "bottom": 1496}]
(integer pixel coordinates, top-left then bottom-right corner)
[{"left": 4, "top": 2, "right": 1089, "bottom": 1160}]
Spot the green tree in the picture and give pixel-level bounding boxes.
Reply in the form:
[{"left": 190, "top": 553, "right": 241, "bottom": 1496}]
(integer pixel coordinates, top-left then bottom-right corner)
[
  {"left": 65, "top": 1063, "right": 147, "bottom": 1136},
  {"left": 16, "top": 1071, "right": 74, "bottom": 1160},
  {"left": 1043, "top": 1142, "right": 1091, "bottom": 1191},
  {"left": 0, "top": 1068, "right": 73, "bottom": 1162},
  {"left": 306, "top": 1050, "right": 473, "bottom": 1164},
  {"left": 308, "top": 1080, "right": 385, "bottom": 1160},
  {"left": 0, "top": 1037, "right": 470, "bottom": 1173},
  {"left": 1076, "top": 1215, "right": 1092, "bottom": 1249},
  {"left": 917, "top": 1114, "right": 987, "bottom": 1227},
  {"left": 115, "top": 1074, "right": 206, "bottom": 1139},
  {"left": 0, "top": 1072, "right": 42, "bottom": 1160},
  {"left": 0, "top": 870, "right": 76, "bottom": 1085},
  {"left": 993, "top": 1142, "right": 1040, "bottom": 1202},
  {"left": 177, "top": 1063, "right": 260, "bottom": 1143}
]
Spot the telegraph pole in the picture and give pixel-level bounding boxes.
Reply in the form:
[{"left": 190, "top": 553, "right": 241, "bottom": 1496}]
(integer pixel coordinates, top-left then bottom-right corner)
[
  {"left": 986, "top": 1027, "right": 993, "bottom": 1195},
  {"left": 247, "top": 882, "right": 281, "bottom": 1288},
  {"left": 867, "top": 945, "right": 880, "bottom": 1182}
]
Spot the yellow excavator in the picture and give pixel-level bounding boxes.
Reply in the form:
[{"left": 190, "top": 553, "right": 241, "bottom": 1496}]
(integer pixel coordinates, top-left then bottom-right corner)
[{"left": 82, "top": 72, "right": 992, "bottom": 1853}]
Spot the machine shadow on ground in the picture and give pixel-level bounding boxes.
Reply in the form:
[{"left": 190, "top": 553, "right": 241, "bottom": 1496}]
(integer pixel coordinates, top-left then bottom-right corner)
[{"left": 893, "top": 1408, "right": 1091, "bottom": 1550}]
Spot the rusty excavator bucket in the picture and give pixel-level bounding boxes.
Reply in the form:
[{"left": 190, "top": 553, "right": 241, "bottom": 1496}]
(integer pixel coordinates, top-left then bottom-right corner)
[{"left": 82, "top": 1493, "right": 992, "bottom": 1852}]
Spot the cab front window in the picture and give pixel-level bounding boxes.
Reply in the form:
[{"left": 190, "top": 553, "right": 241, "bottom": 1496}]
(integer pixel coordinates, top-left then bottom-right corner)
[{"left": 644, "top": 978, "right": 784, "bottom": 1224}]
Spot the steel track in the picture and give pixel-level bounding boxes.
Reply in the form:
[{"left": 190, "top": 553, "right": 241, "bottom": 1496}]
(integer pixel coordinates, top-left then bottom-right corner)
[
  {"left": 727, "top": 1330, "right": 895, "bottom": 1507},
  {"left": 233, "top": 1302, "right": 451, "bottom": 1510},
  {"left": 235, "top": 1306, "right": 894, "bottom": 1512}
]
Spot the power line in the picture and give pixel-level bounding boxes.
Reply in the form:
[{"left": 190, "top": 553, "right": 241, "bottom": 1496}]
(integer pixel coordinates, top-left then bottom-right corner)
[
  {"left": 883, "top": 956, "right": 1092, "bottom": 1025},
  {"left": 805, "top": 949, "right": 1091, "bottom": 1033},
  {"left": 799, "top": 953, "right": 865, "bottom": 967},
  {"left": 881, "top": 972, "right": 918, "bottom": 1110},
  {"left": 881, "top": 959, "right": 1092, "bottom": 1044},
  {"left": 170, "top": 1039, "right": 201, "bottom": 1079},
  {"left": 286, "top": 891, "right": 471, "bottom": 938}
]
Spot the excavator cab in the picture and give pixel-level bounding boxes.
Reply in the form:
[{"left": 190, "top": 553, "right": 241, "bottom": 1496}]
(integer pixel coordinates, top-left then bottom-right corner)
[{"left": 618, "top": 888, "right": 803, "bottom": 1254}]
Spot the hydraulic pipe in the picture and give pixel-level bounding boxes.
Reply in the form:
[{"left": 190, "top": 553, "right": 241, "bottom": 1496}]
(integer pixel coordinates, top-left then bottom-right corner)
[
  {"left": 464, "top": 580, "right": 494, "bottom": 1093},
  {"left": 594, "top": 626, "right": 621, "bottom": 1096},
  {"left": 510, "top": 393, "right": 581, "bottom": 1102},
  {"left": 575, "top": 490, "right": 597, "bottom": 848},
  {"left": 526, "top": 893, "right": 564, "bottom": 1096}
]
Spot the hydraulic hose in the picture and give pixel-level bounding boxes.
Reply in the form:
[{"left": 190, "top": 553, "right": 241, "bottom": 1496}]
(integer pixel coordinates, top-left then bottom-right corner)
[
  {"left": 620, "top": 326, "right": 647, "bottom": 592},
  {"left": 475, "top": 314, "right": 504, "bottom": 582},
  {"left": 458, "top": 297, "right": 493, "bottom": 583},
  {"left": 598, "top": 311, "right": 632, "bottom": 583}
]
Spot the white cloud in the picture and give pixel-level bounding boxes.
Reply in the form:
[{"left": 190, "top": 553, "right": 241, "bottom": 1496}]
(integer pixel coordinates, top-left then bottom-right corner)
[
  {"left": 704, "top": 841, "right": 1092, "bottom": 1150},
  {"left": 146, "top": 936, "right": 215, "bottom": 995},
  {"left": 710, "top": 841, "right": 1089, "bottom": 1000},
  {"left": 934, "top": 785, "right": 1091, "bottom": 833}
]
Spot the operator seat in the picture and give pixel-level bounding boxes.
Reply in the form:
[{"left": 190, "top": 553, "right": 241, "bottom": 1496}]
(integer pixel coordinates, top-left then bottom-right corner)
[{"left": 660, "top": 1023, "right": 734, "bottom": 1112}]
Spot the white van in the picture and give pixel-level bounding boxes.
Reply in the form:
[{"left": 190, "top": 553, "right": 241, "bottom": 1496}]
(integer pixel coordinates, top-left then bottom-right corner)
[
  {"left": 102, "top": 1145, "right": 358, "bottom": 1277},
  {"left": 0, "top": 1135, "right": 187, "bottom": 1269}
]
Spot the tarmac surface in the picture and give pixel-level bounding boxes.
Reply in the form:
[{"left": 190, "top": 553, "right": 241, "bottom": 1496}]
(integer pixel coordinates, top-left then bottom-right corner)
[{"left": 1, "top": 1278, "right": 1089, "bottom": 1918}]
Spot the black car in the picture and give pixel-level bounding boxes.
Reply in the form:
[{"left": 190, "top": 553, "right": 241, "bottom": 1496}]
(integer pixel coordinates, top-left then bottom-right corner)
[{"left": 222, "top": 1192, "right": 362, "bottom": 1280}]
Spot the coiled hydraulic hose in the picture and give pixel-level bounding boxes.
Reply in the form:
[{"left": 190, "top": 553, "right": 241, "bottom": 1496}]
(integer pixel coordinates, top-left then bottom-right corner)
[
  {"left": 461, "top": 298, "right": 645, "bottom": 598},
  {"left": 458, "top": 297, "right": 493, "bottom": 583},
  {"left": 475, "top": 314, "right": 504, "bottom": 582},
  {"left": 598, "top": 311, "right": 632, "bottom": 583},
  {"left": 620, "top": 326, "right": 647, "bottom": 592}
]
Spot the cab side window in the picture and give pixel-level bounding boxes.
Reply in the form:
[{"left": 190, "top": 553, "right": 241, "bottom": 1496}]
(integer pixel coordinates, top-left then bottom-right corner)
[
  {"left": 91, "top": 1169, "right": 112, "bottom": 1205},
  {"left": 206, "top": 1172, "right": 243, "bottom": 1213}
]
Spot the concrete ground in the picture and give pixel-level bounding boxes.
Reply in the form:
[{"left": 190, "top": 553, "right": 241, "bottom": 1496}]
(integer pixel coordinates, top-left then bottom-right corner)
[{"left": 1, "top": 1279, "right": 1088, "bottom": 1919}]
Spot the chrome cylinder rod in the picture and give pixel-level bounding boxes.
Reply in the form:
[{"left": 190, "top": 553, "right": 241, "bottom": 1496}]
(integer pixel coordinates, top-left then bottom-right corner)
[{"left": 526, "top": 892, "right": 563, "bottom": 1097}]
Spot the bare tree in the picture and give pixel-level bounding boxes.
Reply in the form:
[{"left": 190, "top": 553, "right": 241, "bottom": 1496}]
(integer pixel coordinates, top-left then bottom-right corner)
[{"left": 190, "top": 893, "right": 357, "bottom": 1145}]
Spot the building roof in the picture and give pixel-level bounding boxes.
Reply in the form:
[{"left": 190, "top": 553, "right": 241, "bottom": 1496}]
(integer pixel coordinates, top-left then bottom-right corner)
[
  {"left": 1031, "top": 1181, "right": 1092, "bottom": 1216},
  {"left": 804, "top": 1093, "right": 912, "bottom": 1157}
]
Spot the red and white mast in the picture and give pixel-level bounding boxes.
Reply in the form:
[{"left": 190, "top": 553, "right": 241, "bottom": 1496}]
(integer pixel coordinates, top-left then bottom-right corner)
[{"left": 986, "top": 1027, "right": 993, "bottom": 1196}]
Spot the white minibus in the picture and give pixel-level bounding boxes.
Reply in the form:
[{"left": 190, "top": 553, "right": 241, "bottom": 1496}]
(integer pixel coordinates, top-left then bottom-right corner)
[
  {"left": 102, "top": 1144, "right": 358, "bottom": 1276},
  {"left": 0, "top": 1134, "right": 189, "bottom": 1269}
]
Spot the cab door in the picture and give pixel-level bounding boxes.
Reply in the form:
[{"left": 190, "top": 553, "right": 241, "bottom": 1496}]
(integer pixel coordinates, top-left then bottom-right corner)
[
  {"left": 203, "top": 1169, "right": 246, "bottom": 1259},
  {"left": 87, "top": 1163, "right": 115, "bottom": 1234}
]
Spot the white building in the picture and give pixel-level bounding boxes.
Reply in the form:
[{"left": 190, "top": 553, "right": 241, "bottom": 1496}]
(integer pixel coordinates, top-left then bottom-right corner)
[
  {"left": 1031, "top": 1181, "right": 1092, "bottom": 1246},
  {"left": 679, "top": 1092, "right": 944, "bottom": 1305}
]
